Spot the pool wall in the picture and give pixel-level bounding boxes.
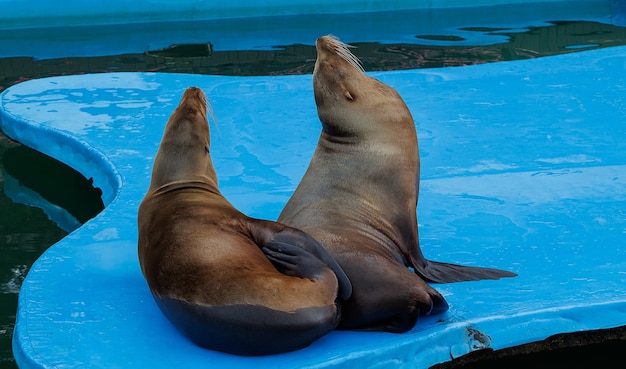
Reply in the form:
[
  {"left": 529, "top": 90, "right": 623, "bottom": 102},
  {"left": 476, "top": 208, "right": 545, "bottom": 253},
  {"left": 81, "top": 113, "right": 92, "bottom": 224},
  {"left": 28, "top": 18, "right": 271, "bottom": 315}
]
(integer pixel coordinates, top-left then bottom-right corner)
[
  {"left": 1, "top": 1, "right": 621, "bottom": 61},
  {"left": 0, "top": 0, "right": 617, "bottom": 30}
]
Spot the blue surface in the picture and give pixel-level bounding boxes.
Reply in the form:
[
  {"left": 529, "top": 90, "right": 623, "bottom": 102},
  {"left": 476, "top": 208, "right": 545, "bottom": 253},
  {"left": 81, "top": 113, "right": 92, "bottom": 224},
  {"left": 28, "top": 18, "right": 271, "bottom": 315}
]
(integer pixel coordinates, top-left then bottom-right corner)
[
  {"left": 3, "top": 0, "right": 626, "bottom": 367},
  {"left": 3, "top": 41, "right": 626, "bottom": 367}
]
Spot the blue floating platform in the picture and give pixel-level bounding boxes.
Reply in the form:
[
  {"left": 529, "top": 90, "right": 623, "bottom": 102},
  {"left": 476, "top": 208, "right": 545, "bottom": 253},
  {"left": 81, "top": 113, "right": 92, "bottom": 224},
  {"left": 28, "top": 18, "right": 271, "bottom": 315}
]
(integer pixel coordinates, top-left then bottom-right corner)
[{"left": 3, "top": 43, "right": 626, "bottom": 367}]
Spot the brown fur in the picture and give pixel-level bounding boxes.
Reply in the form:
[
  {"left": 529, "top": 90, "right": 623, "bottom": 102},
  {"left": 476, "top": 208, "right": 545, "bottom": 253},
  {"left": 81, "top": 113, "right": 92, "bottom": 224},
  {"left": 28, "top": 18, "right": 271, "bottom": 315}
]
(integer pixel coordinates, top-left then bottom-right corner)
[
  {"left": 279, "top": 36, "right": 515, "bottom": 332},
  {"left": 138, "top": 87, "right": 350, "bottom": 355}
]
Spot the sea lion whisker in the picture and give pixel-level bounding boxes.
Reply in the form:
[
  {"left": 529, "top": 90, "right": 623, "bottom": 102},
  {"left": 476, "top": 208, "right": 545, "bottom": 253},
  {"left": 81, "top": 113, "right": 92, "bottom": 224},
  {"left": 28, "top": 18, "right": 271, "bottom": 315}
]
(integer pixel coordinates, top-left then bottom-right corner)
[
  {"left": 204, "top": 95, "right": 221, "bottom": 138},
  {"left": 326, "top": 35, "right": 365, "bottom": 73},
  {"left": 342, "top": 48, "right": 365, "bottom": 73}
]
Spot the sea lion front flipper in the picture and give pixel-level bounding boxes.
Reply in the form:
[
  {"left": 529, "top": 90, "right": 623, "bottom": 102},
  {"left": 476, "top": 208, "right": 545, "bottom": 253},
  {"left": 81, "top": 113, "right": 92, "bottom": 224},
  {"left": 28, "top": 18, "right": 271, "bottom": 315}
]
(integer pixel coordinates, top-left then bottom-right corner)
[
  {"left": 410, "top": 256, "right": 517, "bottom": 284},
  {"left": 270, "top": 228, "right": 352, "bottom": 300},
  {"left": 263, "top": 242, "right": 326, "bottom": 278},
  {"left": 249, "top": 221, "right": 352, "bottom": 300}
]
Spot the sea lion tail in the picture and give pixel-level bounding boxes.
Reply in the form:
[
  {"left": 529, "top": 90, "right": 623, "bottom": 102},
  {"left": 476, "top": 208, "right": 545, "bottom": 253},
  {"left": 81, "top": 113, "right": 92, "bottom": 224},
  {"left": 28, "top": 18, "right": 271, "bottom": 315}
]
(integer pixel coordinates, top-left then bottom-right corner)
[{"left": 413, "top": 260, "right": 517, "bottom": 284}]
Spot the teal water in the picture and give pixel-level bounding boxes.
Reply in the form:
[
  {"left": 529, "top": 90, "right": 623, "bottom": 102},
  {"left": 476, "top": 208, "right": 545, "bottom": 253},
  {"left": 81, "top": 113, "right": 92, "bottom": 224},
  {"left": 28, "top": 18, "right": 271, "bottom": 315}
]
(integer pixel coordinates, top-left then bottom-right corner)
[{"left": 1, "top": 19, "right": 626, "bottom": 368}]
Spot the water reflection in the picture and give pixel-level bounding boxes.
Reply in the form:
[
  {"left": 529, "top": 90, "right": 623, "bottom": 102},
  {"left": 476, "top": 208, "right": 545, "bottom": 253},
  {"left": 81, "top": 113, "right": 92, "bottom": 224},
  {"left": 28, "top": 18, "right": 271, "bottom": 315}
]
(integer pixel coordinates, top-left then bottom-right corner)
[
  {"left": 2, "top": 21, "right": 625, "bottom": 89},
  {"left": 2, "top": 145, "right": 104, "bottom": 226}
]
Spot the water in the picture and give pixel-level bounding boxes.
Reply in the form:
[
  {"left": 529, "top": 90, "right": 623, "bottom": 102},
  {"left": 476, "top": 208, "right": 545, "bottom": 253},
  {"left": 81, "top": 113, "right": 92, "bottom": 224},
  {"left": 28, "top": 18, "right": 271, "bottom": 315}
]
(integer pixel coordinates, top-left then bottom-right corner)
[
  {"left": 1, "top": 18, "right": 626, "bottom": 368},
  {"left": 0, "top": 138, "right": 105, "bottom": 369}
]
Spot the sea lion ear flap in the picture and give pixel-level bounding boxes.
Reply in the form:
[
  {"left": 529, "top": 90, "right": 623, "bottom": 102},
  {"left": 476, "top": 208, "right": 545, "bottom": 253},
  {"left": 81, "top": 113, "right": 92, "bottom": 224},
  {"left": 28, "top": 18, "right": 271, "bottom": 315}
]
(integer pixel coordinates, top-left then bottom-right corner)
[{"left": 344, "top": 90, "right": 354, "bottom": 101}]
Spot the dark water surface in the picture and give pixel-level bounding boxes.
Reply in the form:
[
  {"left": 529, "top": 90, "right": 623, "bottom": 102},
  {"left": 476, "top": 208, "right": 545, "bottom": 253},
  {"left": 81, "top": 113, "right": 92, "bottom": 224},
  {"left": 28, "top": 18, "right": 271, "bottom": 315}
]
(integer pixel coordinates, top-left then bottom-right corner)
[{"left": 1, "top": 19, "right": 626, "bottom": 368}]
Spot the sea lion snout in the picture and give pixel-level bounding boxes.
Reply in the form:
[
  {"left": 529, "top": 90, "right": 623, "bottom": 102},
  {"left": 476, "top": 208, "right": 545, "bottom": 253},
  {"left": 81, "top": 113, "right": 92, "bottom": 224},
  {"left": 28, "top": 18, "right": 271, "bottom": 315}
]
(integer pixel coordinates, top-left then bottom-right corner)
[
  {"left": 172, "top": 86, "right": 209, "bottom": 122},
  {"left": 181, "top": 86, "right": 205, "bottom": 102},
  {"left": 315, "top": 35, "right": 363, "bottom": 72},
  {"left": 314, "top": 36, "right": 364, "bottom": 88}
]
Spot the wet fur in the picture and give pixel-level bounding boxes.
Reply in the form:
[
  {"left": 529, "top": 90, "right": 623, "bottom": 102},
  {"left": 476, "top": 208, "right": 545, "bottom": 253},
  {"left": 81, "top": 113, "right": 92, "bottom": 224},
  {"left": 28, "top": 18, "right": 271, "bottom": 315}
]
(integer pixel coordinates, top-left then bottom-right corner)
[
  {"left": 138, "top": 87, "right": 351, "bottom": 355},
  {"left": 279, "top": 35, "right": 516, "bottom": 333}
]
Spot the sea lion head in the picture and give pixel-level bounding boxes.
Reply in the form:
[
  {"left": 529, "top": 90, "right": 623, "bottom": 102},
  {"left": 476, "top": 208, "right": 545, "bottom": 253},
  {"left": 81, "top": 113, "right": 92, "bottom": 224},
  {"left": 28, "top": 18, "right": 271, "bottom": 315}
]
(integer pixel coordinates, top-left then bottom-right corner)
[
  {"left": 313, "top": 35, "right": 414, "bottom": 141},
  {"left": 149, "top": 87, "right": 218, "bottom": 189}
]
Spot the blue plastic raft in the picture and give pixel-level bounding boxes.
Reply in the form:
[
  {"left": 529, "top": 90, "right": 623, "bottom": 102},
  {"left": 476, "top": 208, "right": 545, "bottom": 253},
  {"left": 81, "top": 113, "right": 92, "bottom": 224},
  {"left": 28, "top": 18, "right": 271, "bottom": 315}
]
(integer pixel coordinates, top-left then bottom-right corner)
[{"left": 2, "top": 1, "right": 626, "bottom": 368}]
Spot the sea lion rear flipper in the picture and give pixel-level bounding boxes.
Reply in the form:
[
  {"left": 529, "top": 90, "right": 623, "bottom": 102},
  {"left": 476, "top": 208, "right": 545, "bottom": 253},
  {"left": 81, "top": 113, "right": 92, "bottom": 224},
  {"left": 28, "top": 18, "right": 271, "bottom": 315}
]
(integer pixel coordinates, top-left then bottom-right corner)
[{"left": 411, "top": 258, "right": 517, "bottom": 284}]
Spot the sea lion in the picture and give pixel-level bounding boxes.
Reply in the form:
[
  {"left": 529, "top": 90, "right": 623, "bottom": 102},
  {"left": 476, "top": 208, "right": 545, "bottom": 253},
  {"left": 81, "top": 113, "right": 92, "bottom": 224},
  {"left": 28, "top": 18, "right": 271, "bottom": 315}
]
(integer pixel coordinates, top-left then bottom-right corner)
[
  {"left": 278, "top": 35, "right": 516, "bottom": 333},
  {"left": 137, "top": 87, "right": 351, "bottom": 355}
]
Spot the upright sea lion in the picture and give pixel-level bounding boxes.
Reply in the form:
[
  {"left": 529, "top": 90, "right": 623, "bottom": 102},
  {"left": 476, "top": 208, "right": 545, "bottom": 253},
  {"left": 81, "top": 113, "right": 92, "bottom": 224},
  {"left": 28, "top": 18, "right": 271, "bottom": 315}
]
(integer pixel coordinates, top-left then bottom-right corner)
[
  {"left": 138, "top": 87, "right": 351, "bottom": 355},
  {"left": 278, "top": 35, "right": 516, "bottom": 333}
]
